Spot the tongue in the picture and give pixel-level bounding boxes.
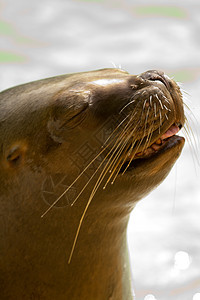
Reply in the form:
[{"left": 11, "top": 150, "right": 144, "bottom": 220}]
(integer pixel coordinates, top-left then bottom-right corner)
[{"left": 161, "top": 125, "right": 179, "bottom": 140}]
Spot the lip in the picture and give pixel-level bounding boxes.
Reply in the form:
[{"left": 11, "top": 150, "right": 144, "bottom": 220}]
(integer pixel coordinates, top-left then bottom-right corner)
[
  {"left": 118, "top": 130, "right": 185, "bottom": 174},
  {"left": 133, "top": 124, "right": 181, "bottom": 160}
]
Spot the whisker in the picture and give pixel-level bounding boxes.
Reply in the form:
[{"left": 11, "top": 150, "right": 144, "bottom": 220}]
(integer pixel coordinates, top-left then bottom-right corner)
[
  {"left": 106, "top": 137, "right": 134, "bottom": 185},
  {"left": 144, "top": 106, "right": 150, "bottom": 134},
  {"left": 119, "top": 99, "right": 135, "bottom": 114},
  {"left": 105, "top": 123, "right": 140, "bottom": 184},
  {"left": 183, "top": 126, "right": 200, "bottom": 170},
  {"left": 102, "top": 113, "right": 130, "bottom": 146},
  {"left": 149, "top": 95, "right": 153, "bottom": 107},
  {"left": 183, "top": 90, "right": 191, "bottom": 96},
  {"left": 159, "top": 109, "right": 162, "bottom": 133},
  {"left": 183, "top": 118, "right": 199, "bottom": 166},
  {"left": 119, "top": 136, "right": 144, "bottom": 176},
  {"left": 163, "top": 104, "right": 171, "bottom": 111},
  {"left": 143, "top": 99, "right": 147, "bottom": 110},
  {"left": 184, "top": 104, "right": 200, "bottom": 151},
  {"left": 119, "top": 120, "right": 155, "bottom": 177},
  {"left": 119, "top": 92, "right": 141, "bottom": 114},
  {"left": 102, "top": 130, "right": 132, "bottom": 188},
  {"left": 154, "top": 102, "right": 157, "bottom": 117},
  {"left": 156, "top": 94, "right": 164, "bottom": 110},
  {"left": 102, "top": 112, "right": 141, "bottom": 185},
  {"left": 163, "top": 96, "right": 170, "bottom": 105},
  {"left": 140, "top": 119, "right": 155, "bottom": 153},
  {"left": 119, "top": 113, "right": 149, "bottom": 176}
]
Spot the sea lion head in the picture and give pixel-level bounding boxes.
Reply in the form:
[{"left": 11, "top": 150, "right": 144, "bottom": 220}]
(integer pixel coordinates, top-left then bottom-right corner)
[{"left": 0, "top": 68, "right": 185, "bottom": 207}]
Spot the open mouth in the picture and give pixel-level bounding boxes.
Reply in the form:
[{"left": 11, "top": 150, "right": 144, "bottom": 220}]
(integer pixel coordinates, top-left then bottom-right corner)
[
  {"left": 119, "top": 123, "right": 184, "bottom": 173},
  {"left": 134, "top": 124, "right": 181, "bottom": 159}
]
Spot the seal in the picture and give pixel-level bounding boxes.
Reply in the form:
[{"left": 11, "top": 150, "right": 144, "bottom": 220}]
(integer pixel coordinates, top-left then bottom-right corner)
[{"left": 0, "top": 68, "right": 185, "bottom": 299}]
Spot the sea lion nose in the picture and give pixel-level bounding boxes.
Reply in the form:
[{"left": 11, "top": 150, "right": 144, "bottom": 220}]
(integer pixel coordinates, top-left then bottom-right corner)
[{"left": 140, "top": 70, "right": 171, "bottom": 90}]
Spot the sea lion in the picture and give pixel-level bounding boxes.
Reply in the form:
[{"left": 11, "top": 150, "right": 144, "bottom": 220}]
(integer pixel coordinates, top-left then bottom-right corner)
[{"left": 0, "top": 68, "right": 185, "bottom": 299}]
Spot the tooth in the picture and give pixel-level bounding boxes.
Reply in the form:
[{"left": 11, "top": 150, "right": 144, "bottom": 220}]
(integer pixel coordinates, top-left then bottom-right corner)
[
  {"left": 155, "top": 138, "right": 162, "bottom": 145},
  {"left": 151, "top": 144, "right": 160, "bottom": 151},
  {"left": 146, "top": 148, "right": 154, "bottom": 155}
]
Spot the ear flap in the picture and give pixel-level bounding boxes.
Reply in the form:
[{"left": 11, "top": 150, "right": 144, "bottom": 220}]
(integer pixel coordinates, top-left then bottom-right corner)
[{"left": 6, "top": 143, "right": 27, "bottom": 167}]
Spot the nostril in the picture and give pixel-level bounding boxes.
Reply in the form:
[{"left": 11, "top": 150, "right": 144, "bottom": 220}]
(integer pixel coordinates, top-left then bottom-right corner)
[
  {"left": 175, "top": 122, "right": 183, "bottom": 130},
  {"left": 149, "top": 75, "right": 170, "bottom": 90},
  {"left": 174, "top": 122, "right": 183, "bottom": 130},
  {"left": 140, "top": 71, "right": 171, "bottom": 90}
]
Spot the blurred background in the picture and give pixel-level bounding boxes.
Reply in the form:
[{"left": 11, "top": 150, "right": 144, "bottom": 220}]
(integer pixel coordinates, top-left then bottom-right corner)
[{"left": 0, "top": 0, "right": 199, "bottom": 299}]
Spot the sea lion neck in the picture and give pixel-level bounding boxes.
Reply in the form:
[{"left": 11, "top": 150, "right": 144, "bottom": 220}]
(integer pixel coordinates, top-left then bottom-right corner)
[{"left": 1, "top": 178, "right": 134, "bottom": 299}]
